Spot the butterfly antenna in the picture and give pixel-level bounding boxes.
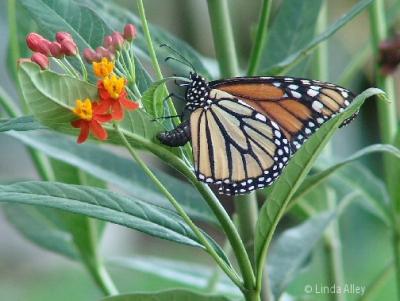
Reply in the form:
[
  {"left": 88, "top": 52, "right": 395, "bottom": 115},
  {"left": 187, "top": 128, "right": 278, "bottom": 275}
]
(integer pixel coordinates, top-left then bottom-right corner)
[{"left": 160, "top": 43, "right": 197, "bottom": 73}]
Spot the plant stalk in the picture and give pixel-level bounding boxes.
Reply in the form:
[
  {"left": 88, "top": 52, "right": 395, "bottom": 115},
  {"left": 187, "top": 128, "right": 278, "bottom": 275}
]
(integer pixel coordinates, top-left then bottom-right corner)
[
  {"left": 247, "top": 0, "right": 273, "bottom": 75},
  {"left": 369, "top": 2, "right": 400, "bottom": 300},
  {"left": 114, "top": 124, "right": 244, "bottom": 290},
  {"left": 206, "top": 0, "right": 257, "bottom": 296},
  {"left": 206, "top": 0, "right": 240, "bottom": 77},
  {"left": 324, "top": 189, "right": 346, "bottom": 301}
]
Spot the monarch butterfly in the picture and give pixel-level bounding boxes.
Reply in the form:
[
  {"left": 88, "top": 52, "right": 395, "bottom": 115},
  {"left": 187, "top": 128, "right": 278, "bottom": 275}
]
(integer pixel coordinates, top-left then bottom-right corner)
[{"left": 158, "top": 73, "right": 356, "bottom": 195}]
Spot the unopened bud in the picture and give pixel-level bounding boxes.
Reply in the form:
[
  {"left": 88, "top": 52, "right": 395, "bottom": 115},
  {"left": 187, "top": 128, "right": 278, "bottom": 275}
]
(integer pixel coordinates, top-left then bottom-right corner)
[
  {"left": 61, "top": 39, "right": 78, "bottom": 56},
  {"left": 26, "top": 33, "right": 46, "bottom": 53},
  {"left": 83, "top": 48, "right": 100, "bottom": 63},
  {"left": 96, "top": 46, "right": 115, "bottom": 61},
  {"left": 56, "top": 31, "right": 73, "bottom": 43},
  {"left": 31, "top": 52, "right": 49, "bottom": 69},
  {"left": 111, "top": 31, "right": 124, "bottom": 50},
  {"left": 103, "top": 35, "right": 113, "bottom": 49},
  {"left": 36, "top": 39, "right": 52, "bottom": 56},
  {"left": 49, "top": 42, "right": 63, "bottom": 58},
  {"left": 123, "top": 24, "right": 137, "bottom": 41}
]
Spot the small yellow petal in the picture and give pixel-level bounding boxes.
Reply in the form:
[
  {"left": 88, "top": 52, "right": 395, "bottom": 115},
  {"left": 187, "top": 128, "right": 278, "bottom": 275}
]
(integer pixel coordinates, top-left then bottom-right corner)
[
  {"left": 93, "top": 58, "right": 114, "bottom": 78},
  {"left": 73, "top": 98, "right": 93, "bottom": 120},
  {"left": 103, "top": 74, "right": 125, "bottom": 99}
]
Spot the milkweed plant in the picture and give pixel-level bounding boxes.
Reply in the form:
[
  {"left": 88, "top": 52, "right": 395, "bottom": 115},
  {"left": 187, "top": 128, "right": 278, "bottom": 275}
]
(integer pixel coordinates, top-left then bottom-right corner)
[{"left": 1, "top": 0, "right": 400, "bottom": 301}]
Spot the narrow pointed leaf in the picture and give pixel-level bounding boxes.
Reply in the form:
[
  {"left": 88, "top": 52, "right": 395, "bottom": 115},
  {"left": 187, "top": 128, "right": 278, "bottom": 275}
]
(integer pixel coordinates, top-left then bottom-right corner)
[
  {"left": 255, "top": 88, "right": 385, "bottom": 283},
  {"left": 101, "top": 289, "right": 233, "bottom": 301},
  {"left": 5, "top": 130, "right": 216, "bottom": 224},
  {"left": 263, "top": 0, "right": 375, "bottom": 74},
  {"left": 269, "top": 211, "right": 334, "bottom": 299},
  {"left": 0, "top": 181, "right": 204, "bottom": 249}
]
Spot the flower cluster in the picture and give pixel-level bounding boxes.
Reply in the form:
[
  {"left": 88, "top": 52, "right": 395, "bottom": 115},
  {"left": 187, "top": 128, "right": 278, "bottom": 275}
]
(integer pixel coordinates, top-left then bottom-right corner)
[
  {"left": 71, "top": 56, "right": 139, "bottom": 143},
  {"left": 83, "top": 24, "right": 136, "bottom": 63},
  {"left": 25, "top": 32, "right": 78, "bottom": 69},
  {"left": 21, "top": 24, "right": 139, "bottom": 144}
]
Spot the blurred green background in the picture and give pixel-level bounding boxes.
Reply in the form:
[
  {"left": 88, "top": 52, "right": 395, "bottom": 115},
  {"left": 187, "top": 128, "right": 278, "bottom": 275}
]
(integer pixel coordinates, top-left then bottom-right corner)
[{"left": 0, "top": 0, "right": 399, "bottom": 300}]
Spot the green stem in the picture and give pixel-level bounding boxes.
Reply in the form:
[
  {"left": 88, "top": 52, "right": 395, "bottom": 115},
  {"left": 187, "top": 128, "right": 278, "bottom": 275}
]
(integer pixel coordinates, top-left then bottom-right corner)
[
  {"left": 115, "top": 127, "right": 254, "bottom": 292},
  {"left": 77, "top": 54, "right": 88, "bottom": 81},
  {"left": 7, "top": 0, "right": 20, "bottom": 83},
  {"left": 247, "top": 0, "right": 273, "bottom": 75},
  {"left": 82, "top": 218, "right": 118, "bottom": 296},
  {"left": 206, "top": 0, "right": 257, "bottom": 296},
  {"left": 234, "top": 194, "right": 258, "bottom": 267},
  {"left": 136, "top": 0, "right": 178, "bottom": 119},
  {"left": 369, "top": 3, "right": 400, "bottom": 300},
  {"left": 136, "top": 0, "right": 192, "bottom": 161},
  {"left": 324, "top": 189, "right": 345, "bottom": 301},
  {"left": 207, "top": 0, "right": 240, "bottom": 77},
  {"left": 0, "top": 85, "right": 21, "bottom": 117},
  {"left": 114, "top": 124, "right": 244, "bottom": 290}
]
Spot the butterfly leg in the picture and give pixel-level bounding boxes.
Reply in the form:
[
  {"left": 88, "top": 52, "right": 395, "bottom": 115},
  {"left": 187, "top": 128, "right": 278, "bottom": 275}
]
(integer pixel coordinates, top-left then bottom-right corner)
[{"left": 157, "top": 120, "right": 191, "bottom": 147}]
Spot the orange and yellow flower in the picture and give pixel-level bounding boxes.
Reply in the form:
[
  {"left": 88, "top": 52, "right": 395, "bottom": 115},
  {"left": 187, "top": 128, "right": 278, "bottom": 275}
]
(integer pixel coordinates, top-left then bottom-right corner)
[
  {"left": 98, "top": 74, "right": 139, "bottom": 120},
  {"left": 71, "top": 98, "right": 112, "bottom": 143},
  {"left": 93, "top": 57, "right": 114, "bottom": 78}
]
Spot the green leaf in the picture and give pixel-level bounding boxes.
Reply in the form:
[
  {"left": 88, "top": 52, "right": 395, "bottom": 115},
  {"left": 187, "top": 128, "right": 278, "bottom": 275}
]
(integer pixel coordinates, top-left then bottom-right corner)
[
  {"left": 101, "top": 289, "right": 233, "bottom": 301},
  {"left": 17, "top": 62, "right": 162, "bottom": 145},
  {"left": 333, "top": 164, "right": 391, "bottom": 224},
  {"left": 259, "top": 0, "right": 323, "bottom": 73},
  {"left": 141, "top": 79, "right": 171, "bottom": 119},
  {"left": 79, "top": 0, "right": 212, "bottom": 78},
  {"left": 108, "top": 256, "right": 239, "bottom": 295},
  {"left": 2, "top": 204, "right": 78, "bottom": 258},
  {"left": 263, "top": 0, "right": 375, "bottom": 74},
  {"left": 6, "top": 130, "right": 216, "bottom": 224},
  {"left": 0, "top": 116, "right": 45, "bottom": 131},
  {"left": 0, "top": 181, "right": 211, "bottom": 249},
  {"left": 268, "top": 211, "right": 334, "bottom": 299},
  {"left": 291, "top": 144, "right": 400, "bottom": 218},
  {"left": 18, "top": 0, "right": 152, "bottom": 90},
  {"left": 254, "top": 88, "right": 385, "bottom": 285}
]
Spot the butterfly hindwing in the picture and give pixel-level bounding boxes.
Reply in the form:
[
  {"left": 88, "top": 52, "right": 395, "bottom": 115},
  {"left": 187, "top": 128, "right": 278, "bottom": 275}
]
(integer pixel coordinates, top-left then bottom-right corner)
[{"left": 190, "top": 93, "right": 290, "bottom": 195}]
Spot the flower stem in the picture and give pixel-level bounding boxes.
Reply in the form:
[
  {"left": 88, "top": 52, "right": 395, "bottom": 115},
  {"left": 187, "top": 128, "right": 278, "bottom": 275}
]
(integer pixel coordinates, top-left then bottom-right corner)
[
  {"left": 206, "top": 0, "right": 240, "bottom": 77},
  {"left": 247, "top": 0, "right": 273, "bottom": 76},
  {"left": 113, "top": 123, "right": 243, "bottom": 290},
  {"left": 136, "top": 0, "right": 178, "bottom": 119}
]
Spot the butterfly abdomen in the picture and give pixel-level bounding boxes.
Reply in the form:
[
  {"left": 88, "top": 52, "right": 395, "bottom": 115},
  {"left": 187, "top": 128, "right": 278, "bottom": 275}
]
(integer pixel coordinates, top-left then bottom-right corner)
[{"left": 157, "top": 121, "right": 191, "bottom": 147}]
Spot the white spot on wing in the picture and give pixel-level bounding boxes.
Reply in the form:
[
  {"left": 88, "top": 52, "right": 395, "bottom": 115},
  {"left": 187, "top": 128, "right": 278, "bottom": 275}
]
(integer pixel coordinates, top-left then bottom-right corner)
[
  {"left": 307, "top": 89, "right": 319, "bottom": 97},
  {"left": 255, "top": 113, "right": 266, "bottom": 122},
  {"left": 312, "top": 101, "right": 323, "bottom": 112}
]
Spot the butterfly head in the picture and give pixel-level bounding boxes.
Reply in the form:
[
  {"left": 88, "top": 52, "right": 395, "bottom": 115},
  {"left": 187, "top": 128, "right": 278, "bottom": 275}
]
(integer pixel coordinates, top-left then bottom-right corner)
[{"left": 185, "top": 72, "right": 211, "bottom": 111}]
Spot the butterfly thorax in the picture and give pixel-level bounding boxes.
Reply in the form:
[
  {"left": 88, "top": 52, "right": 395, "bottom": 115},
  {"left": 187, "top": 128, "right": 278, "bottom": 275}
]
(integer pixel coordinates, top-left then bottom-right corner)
[{"left": 185, "top": 73, "right": 212, "bottom": 112}]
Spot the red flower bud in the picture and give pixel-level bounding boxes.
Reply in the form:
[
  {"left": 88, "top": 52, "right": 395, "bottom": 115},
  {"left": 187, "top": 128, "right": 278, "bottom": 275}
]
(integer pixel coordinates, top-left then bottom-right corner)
[
  {"left": 56, "top": 31, "right": 73, "bottom": 43},
  {"left": 36, "top": 39, "right": 52, "bottom": 56},
  {"left": 31, "top": 52, "right": 49, "bottom": 69},
  {"left": 61, "top": 39, "right": 78, "bottom": 56},
  {"left": 123, "top": 24, "right": 137, "bottom": 41},
  {"left": 96, "top": 46, "right": 115, "bottom": 61},
  {"left": 49, "top": 42, "right": 63, "bottom": 58},
  {"left": 26, "top": 33, "right": 44, "bottom": 52},
  {"left": 111, "top": 31, "right": 124, "bottom": 50},
  {"left": 83, "top": 48, "right": 100, "bottom": 63},
  {"left": 103, "top": 35, "right": 113, "bottom": 49}
]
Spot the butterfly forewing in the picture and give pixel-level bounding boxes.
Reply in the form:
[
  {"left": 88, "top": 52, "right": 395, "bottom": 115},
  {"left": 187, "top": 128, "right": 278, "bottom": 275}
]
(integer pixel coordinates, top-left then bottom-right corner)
[
  {"left": 190, "top": 94, "right": 290, "bottom": 195},
  {"left": 210, "top": 76, "right": 355, "bottom": 152}
]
